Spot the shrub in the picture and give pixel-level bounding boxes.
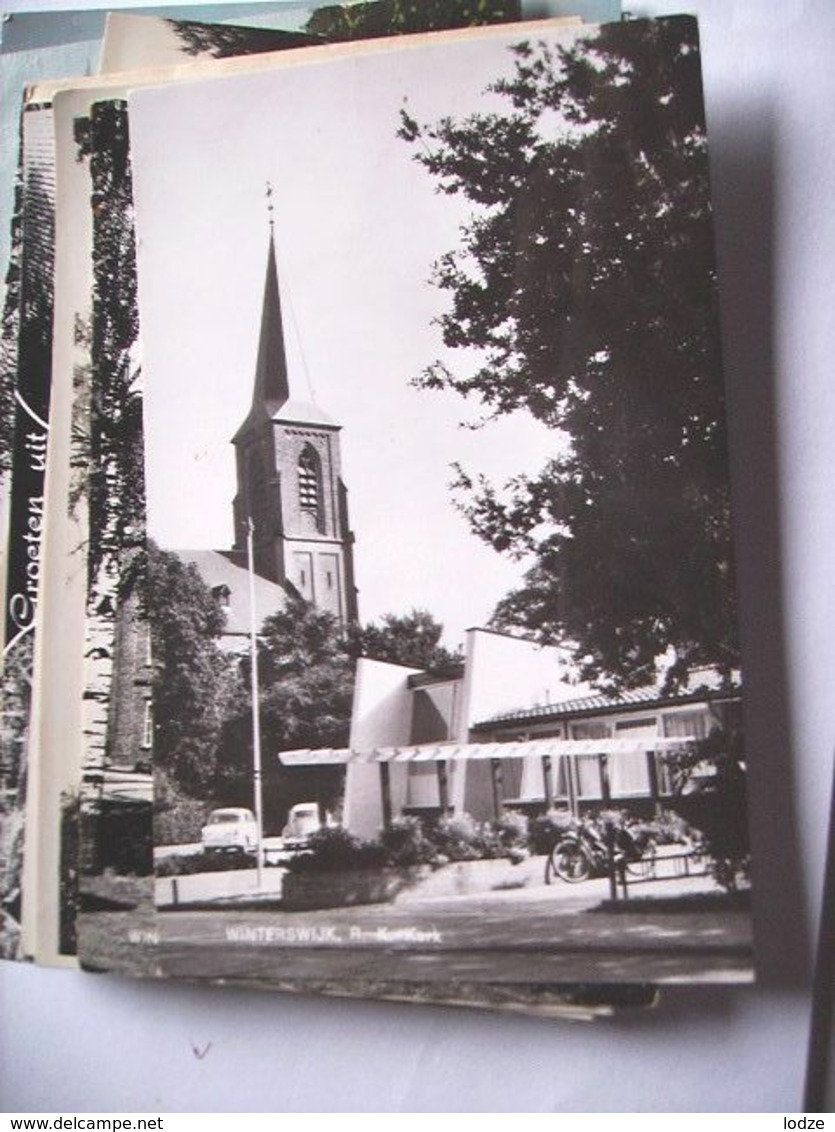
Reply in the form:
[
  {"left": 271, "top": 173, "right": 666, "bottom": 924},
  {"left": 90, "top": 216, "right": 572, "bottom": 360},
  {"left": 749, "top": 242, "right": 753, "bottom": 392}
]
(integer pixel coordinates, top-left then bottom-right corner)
[
  {"left": 153, "top": 770, "right": 210, "bottom": 846},
  {"left": 669, "top": 760, "right": 750, "bottom": 892},
  {"left": 492, "top": 810, "right": 529, "bottom": 849},
  {"left": 380, "top": 816, "right": 437, "bottom": 867},
  {"left": 153, "top": 854, "right": 188, "bottom": 878},
  {"left": 430, "top": 814, "right": 477, "bottom": 860},
  {"left": 663, "top": 725, "right": 751, "bottom": 892},
  {"left": 94, "top": 802, "right": 154, "bottom": 875},
  {"left": 286, "top": 810, "right": 542, "bottom": 874},
  {"left": 711, "top": 853, "right": 751, "bottom": 893},
  {"left": 155, "top": 851, "right": 257, "bottom": 876},
  {"left": 286, "top": 825, "right": 387, "bottom": 874},
  {"left": 431, "top": 813, "right": 504, "bottom": 861},
  {"left": 529, "top": 810, "right": 575, "bottom": 854},
  {"left": 643, "top": 809, "right": 692, "bottom": 846},
  {"left": 596, "top": 807, "right": 633, "bottom": 831}
]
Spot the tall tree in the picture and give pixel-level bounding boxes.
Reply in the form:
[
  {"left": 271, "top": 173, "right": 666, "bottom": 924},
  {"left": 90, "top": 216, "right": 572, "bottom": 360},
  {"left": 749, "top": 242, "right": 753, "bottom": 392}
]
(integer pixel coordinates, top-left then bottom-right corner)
[
  {"left": 223, "top": 600, "right": 459, "bottom": 767},
  {"left": 256, "top": 596, "right": 356, "bottom": 751},
  {"left": 81, "top": 102, "right": 146, "bottom": 593},
  {"left": 217, "top": 601, "right": 459, "bottom": 827},
  {"left": 146, "top": 543, "right": 232, "bottom": 794},
  {"left": 350, "top": 608, "right": 461, "bottom": 673},
  {"left": 399, "top": 16, "right": 738, "bottom": 690},
  {"left": 216, "top": 595, "right": 354, "bottom": 829}
]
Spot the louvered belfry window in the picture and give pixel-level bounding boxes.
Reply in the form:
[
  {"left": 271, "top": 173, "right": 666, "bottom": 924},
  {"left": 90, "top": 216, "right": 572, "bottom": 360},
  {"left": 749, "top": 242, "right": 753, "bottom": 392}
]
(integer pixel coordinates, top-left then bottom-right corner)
[{"left": 298, "top": 445, "right": 320, "bottom": 517}]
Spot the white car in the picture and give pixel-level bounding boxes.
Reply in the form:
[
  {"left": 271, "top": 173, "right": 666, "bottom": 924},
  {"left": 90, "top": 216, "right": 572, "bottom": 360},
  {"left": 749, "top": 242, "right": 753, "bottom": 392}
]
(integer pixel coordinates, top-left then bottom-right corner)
[
  {"left": 281, "top": 802, "right": 325, "bottom": 849},
  {"left": 201, "top": 807, "right": 258, "bottom": 857}
]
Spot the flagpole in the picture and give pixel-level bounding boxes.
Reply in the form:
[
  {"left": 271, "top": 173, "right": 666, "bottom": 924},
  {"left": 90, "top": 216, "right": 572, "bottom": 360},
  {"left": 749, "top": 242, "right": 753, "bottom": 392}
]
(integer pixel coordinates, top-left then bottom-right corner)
[{"left": 247, "top": 517, "right": 264, "bottom": 889}]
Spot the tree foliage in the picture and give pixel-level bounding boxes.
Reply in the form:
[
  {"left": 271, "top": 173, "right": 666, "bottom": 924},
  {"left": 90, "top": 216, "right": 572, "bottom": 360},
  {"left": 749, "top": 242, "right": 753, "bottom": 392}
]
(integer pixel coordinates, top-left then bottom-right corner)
[
  {"left": 166, "top": 0, "right": 520, "bottom": 60},
  {"left": 256, "top": 595, "right": 356, "bottom": 751},
  {"left": 221, "top": 600, "right": 457, "bottom": 765},
  {"left": 350, "top": 608, "right": 462, "bottom": 673},
  {"left": 166, "top": 18, "right": 322, "bottom": 59},
  {"left": 399, "top": 17, "right": 738, "bottom": 690},
  {"left": 146, "top": 543, "right": 233, "bottom": 794},
  {"left": 305, "top": 0, "right": 519, "bottom": 41},
  {"left": 0, "top": 125, "right": 24, "bottom": 475},
  {"left": 77, "top": 102, "right": 146, "bottom": 595},
  {"left": 664, "top": 716, "right": 749, "bottom": 890},
  {"left": 215, "top": 601, "right": 457, "bottom": 828},
  {"left": 143, "top": 545, "right": 457, "bottom": 828},
  {"left": 214, "top": 595, "right": 351, "bottom": 829}
]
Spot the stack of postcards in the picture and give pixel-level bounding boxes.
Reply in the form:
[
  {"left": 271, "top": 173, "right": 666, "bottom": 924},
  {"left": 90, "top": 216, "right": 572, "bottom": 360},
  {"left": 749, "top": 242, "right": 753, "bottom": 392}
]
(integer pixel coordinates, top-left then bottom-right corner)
[{"left": 0, "top": 0, "right": 754, "bottom": 1020}]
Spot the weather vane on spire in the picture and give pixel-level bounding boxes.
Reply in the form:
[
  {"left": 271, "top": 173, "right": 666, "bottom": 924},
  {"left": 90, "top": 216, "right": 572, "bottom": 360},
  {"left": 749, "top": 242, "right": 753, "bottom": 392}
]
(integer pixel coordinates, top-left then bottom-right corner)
[{"left": 265, "top": 180, "right": 275, "bottom": 234}]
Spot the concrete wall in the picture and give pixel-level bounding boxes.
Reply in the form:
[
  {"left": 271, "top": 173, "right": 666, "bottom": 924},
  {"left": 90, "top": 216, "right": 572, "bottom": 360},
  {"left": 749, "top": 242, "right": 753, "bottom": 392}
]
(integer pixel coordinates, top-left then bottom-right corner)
[
  {"left": 342, "top": 634, "right": 616, "bottom": 831},
  {"left": 459, "top": 629, "right": 588, "bottom": 737},
  {"left": 454, "top": 630, "right": 588, "bottom": 815},
  {"left": 342, "top": 657, "right": 419, "bottom": 839},
  {"left": 410, "top": 680, "right": 461, "bottom": 744}
]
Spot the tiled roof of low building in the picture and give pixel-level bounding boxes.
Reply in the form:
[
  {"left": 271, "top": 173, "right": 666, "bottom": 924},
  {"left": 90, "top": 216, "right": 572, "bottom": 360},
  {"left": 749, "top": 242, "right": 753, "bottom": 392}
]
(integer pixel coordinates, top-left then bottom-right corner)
[{"left": 472, "top": 684, "right": 739, "bottom": 731}]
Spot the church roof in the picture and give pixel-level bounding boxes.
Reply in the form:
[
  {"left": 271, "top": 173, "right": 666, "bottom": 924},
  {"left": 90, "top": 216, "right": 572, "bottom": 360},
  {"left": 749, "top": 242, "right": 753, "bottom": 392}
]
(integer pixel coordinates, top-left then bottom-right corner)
[
  {"left": 272, "top": 398, "right": 337, "bottom": 428},
  {"left": 173, "top": 549, "right": 288, "bottom": 648},
  {"left": 233, "top": 233, "right": 334, "bottom": 442}
]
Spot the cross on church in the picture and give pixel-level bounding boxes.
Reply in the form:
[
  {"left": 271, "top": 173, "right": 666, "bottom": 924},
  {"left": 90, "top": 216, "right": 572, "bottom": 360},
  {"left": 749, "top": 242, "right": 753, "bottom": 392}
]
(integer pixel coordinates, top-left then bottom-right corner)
[{"left": 265, "top": 181, "right": 275, "bottom": 233}]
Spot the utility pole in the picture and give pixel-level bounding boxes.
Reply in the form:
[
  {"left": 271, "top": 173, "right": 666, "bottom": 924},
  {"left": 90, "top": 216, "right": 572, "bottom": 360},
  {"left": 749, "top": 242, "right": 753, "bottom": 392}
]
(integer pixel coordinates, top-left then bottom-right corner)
[{"left": 246, "top": 518, "right": 264, "bottom": 889}]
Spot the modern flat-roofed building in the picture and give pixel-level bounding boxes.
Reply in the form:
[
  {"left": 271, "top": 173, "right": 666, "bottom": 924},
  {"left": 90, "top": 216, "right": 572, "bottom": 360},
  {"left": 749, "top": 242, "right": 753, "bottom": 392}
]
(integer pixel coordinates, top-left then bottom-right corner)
[{"left": 280, "top": 628, "right": 741, "bottom": 839}]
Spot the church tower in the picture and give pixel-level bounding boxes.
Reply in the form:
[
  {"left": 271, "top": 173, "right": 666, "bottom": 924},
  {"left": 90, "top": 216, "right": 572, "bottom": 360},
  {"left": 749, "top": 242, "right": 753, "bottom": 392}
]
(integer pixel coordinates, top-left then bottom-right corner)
[{"left": 231, "top": 233, "right": 358, "bottom": 623}]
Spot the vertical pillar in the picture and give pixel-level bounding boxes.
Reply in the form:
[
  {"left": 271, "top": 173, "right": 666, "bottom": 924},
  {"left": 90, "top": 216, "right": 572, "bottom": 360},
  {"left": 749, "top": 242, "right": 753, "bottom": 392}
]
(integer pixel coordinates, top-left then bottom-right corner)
[
  {"left": 646, "top": 749, "right": 660, "bottom": 804},
  {"left": 542, "top": 755, "right": 554, "bottom": 810},
  {"left": 490, "top": 758, "right": 504, "bottom": 819},
  {"left": 604, "top": 822, "right": 619, "bottom": 903},
  {"left": 599, "top": 753, "right": 611, "bottom": 805},
  {"left": 436, "top": 760, "right": 450, "bottom": 816},
  {"left": 379, "top": 762, "right": 393, "bottom": 829},
  {"left": 316, "top": 787, "right": 328, "bottom": 828},
  {"left": 566, "top": 756, "right": 578, "bottom": 818}
]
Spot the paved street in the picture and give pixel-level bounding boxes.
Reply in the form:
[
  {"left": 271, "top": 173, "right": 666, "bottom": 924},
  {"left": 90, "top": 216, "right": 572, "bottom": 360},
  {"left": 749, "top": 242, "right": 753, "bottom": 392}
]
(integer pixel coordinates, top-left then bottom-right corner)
[{"left": 79, "top": 868, "right": 753, "bottom": 986}]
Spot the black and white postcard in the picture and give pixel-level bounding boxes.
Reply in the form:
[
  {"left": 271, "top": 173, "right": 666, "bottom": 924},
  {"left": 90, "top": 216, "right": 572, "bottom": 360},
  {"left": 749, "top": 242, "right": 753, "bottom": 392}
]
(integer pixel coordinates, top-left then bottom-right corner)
[
  {"left": 52, "top": 9, "right": 631, "bottom": 1017},
  {"left": 125, "top": 15, "right": 754, "bottom": 986}
]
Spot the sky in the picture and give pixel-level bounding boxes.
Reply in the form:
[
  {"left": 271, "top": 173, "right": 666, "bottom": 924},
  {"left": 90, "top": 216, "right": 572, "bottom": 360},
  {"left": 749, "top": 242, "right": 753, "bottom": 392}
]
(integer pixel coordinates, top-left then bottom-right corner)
[{"left": 129, "top": 25, "right": 583, "bottom": 649}]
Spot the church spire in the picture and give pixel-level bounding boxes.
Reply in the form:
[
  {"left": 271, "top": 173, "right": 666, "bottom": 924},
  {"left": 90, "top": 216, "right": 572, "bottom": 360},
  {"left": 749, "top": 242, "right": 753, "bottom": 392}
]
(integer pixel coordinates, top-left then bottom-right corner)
[
  {"left": 235, "top": 212, "right": 335, "bottom": 442},
  {"left": 250, "top": 228, "right": 290, "bottom": 414},
  {"left": 229, "top": 205, "right": 358, "bottom": 621}
]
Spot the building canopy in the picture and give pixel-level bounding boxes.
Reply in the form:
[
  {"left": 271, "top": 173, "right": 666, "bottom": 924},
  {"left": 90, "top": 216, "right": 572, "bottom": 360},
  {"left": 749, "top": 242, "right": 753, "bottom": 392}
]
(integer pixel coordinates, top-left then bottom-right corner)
[{"left": 278, "top": 735, "right": 698, "bottom": 767}]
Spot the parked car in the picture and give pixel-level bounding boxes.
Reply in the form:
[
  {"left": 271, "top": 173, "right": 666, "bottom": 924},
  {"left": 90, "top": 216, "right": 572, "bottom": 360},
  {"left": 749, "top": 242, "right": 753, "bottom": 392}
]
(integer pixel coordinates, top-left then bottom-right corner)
[
  {"left": 281, "top": 802, "right": 327, "bottom": 849},
  {"left": 201, "top": 807, "right": 258, "bottom": 857}
]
